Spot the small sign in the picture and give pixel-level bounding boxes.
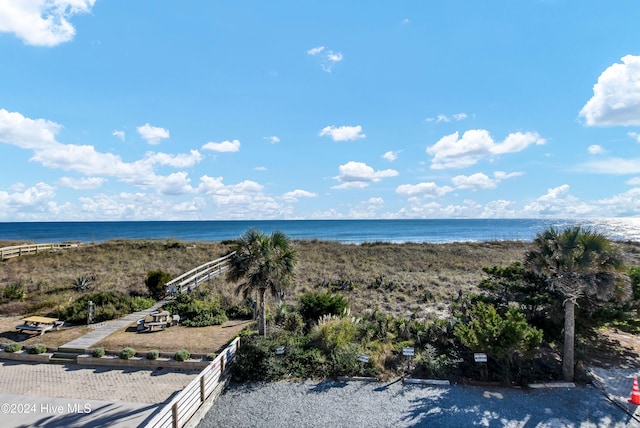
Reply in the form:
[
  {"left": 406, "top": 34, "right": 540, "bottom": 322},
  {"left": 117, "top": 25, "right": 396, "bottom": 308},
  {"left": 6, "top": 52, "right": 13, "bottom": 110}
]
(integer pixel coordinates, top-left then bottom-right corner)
[
  {"left": 275, "top": 346, "right": 285, "bottom": 355},
  {"left": 402, "top": 347, "right": 415, "bottom": 357},
  {"left": 474, "top": 353, "right": 487, "bottom": 363},
  {"left": 357, "top": 354, "right": 369, "bottom": 363}
]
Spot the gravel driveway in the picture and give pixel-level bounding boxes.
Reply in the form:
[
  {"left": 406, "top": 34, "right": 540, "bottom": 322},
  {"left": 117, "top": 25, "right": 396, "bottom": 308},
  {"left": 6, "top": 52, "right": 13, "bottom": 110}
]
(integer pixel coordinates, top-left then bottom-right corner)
[{"left": 200, "top": 379, "right": 640, "bottom": 428}]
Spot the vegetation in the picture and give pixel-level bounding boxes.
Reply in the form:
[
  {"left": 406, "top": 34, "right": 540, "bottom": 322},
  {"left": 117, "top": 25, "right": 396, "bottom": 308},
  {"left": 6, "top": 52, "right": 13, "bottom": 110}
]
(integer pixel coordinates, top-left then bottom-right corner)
[
  {"left": 174, "top": 349, "right": 191, "bottom": 361},
  {"left": 58, "top": 291, "right": 134, "bottom": 324},
  {"left": 227, "top": 229, "right": 297, "bottom": 336},
  {"left": 72, "top": 275, "right": 96, "bottom": 292},
  {"left": 27, "top": 344, "right": 48, "bottom": 354},
  {"left": 525, "top": 226, "right": 630, "bottom": 381},
  {"left": 92, "top": 347, "right": 105, "bottom": 358},
  {"left": 147, "top": 350, "right": 160, "bottom": 360},
  {"left": 3, "top": 343, "right": 22, "bottom": 353},
  {"left": 145, "top": 270, "right": 172, "bottom": 300},
  {"left": 119, "top": 347, "right": 136, "bottom": 359},
  {"left": 299, "top": 292, "right": 349, "bottom": 325},
  {"left": 163, "top": 293, "right": 228, "bottom": 327}
]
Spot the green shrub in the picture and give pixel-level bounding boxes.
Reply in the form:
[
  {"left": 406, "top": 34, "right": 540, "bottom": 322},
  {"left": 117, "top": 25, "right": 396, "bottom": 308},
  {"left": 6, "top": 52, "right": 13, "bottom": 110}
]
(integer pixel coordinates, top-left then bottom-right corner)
[
  {"left": 414, "top": 345, "right": 462, "bottom": 379},
  {"left": 206, "top": 353, "right": 216, "bottom": 361},
  {"left": 58, "top": 291, "right": 133, "bottom": 324},
  {"left": 283, "top": 312, "right": 304, "bottom": 334},
  {"left": 131, "top": 296, "right": 156, "bottom": 312},
  {"left": 174, "top": 349, "right": 191, "bottom": 361},
  {"left": 308, "top": 314, "right": 360, "bottom": 352},
  {"left": 72, "top": 275, "right": 95, "bottom": 292},
  {"left": 27, "top": 344, "right": 48, "bottom": 354},
  {"left": 299, "top": 292, "right": 349, "bottom": 323},
  {"left": 164, "top": 293, "right": 228, "bottom": 327},
  {"left": 2, "top": 282, "right": 26, "bottom": 301},
  {"left": 147, "top": 350, "right": 160, "bottom": 360},
  {"left": 3, "top": 343, "right": 22, "bottom": 353},
  {"left": 92, "top": 347, "right": 105, "bottom": 358},
  {"left": 145, "top": 270, "right": 171, "bottom": 300},
  {"left": 119, "top": 347, "right": 136, "bottom": 359},
  {"left": 227, "top": 298, "right": 255, "bottom": 319}
]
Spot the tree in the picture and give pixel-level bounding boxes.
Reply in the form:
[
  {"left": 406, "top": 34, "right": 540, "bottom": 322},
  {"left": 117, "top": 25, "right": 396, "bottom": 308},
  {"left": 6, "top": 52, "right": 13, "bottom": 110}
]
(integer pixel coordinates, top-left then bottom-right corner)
[
  {"left": 145, "top": 270, "right": 171, "bottom": 300},
  {"left": 525, "top": 226, "right": 629, "bottom": 381},
  {"left": 227, "top": 229, "right": 297, "bottom": 336}
]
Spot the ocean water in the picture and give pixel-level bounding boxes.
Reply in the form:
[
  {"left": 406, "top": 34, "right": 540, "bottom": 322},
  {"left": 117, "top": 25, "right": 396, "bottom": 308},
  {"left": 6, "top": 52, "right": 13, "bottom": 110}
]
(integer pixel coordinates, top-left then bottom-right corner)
[{"left": 0, "top": 218, "right": 639, "bottom": 244}]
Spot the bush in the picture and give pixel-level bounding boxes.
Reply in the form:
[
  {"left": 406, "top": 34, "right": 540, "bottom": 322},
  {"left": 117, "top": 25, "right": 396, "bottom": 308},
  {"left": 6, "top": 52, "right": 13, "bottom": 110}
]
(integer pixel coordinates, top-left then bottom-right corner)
[
  {"left": 131, "top": 296, "right": 156, "bottom": 312},
  {"left": 299, "top": 292, "right": 349, "bottom": 323},
  {"left": 3, "top": 343, "right": 22, "bottom": 353},
  {"left": 2, "top": 282, "right": 26, "bottom": 301},
  {"left": 174, "top": 349, "right": 191, "bottom": 361},
  {"left": 92, "top": 347, "right": 105, "bottom": 358},
  {"left": 164, "top": 293, "right": 228, "bottom": 327},
  {"left": 58, "top": 291, "right": 133, "bottom": 324},
  {"left": 27, "top": 344, "right": 48, "bottom": 354},
  {"left": 145, "top": 270, "right": 172, "bottom": 300},
  {"left": 120, "top": 347, "right": 136, "bottom": 359},
  {"left": 227, "top": 298, "right": 255, "bottom": 320},
  {"left": 308, "top": 314, "right": 360, "bottom": 352},
  {"left": 206, "top": 353, "right": 216, "bottom": 361},
  {"left": 147, "top": 350, "right": 160, "bottom": 360}
]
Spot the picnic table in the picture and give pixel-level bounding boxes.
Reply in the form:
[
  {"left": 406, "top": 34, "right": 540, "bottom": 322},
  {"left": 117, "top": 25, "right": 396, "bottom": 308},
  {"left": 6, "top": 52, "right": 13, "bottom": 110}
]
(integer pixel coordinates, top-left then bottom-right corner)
[
  {"left": 15, "top": 316, "right": 63, "bottom": 335},
  {"left": 137, "top": 310, "right": 171, "bottom": 332}
]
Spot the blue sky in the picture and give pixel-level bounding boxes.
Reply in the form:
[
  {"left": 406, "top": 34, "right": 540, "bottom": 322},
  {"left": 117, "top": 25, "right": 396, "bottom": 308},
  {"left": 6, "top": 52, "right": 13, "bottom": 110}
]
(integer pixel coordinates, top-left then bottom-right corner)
[{"left": 1, "top": 1, "right": 640, "bottom": 221}]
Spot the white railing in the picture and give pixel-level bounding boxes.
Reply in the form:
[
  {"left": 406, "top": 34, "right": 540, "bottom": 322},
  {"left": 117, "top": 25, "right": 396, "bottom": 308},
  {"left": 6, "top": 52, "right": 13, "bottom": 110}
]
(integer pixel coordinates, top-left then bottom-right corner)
[
  {"left": 145, "top": 337, "right": 239, "bottom": 428},
  {"left": 0, "top": 243, "right": 79, "bottom": 260},
  {"left": 165, "top": 252, "right": 235, "bottom": 295}
]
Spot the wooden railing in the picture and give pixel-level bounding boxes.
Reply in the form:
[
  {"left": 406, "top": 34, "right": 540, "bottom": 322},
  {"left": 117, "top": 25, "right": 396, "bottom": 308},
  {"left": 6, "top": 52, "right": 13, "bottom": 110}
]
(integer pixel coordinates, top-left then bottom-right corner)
[
  {"left": 0, "top": 243, "right": 79, "bottom": 260},
  {"left": 165, "top": 252, "right": 235, "bottom": 295},
  {"left": 145, "top": 337, "right": 239, "bottom": 428}
]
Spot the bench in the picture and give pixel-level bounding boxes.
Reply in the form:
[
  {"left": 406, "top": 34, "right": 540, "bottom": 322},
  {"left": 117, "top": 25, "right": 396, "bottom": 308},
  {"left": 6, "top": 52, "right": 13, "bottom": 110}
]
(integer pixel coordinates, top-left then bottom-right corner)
[
  {"left": 146, "top": 321, "right": 167, "bottom": 331},
  {"left": 15, "top": 324, "right": 53, "bottom": 335}
]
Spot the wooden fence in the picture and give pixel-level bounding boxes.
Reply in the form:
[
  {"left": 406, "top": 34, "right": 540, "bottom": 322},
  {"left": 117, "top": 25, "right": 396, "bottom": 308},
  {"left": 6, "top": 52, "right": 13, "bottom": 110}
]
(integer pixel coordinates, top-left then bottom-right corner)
[
  {"left": 0, "top": 243, "right": 79, "bottom": 260},
  {"left": 165, "top": 252, "right": 235, "bottom": 295},
  {"left": 145, "top": 337, "right": 240, "bottom": 428}
]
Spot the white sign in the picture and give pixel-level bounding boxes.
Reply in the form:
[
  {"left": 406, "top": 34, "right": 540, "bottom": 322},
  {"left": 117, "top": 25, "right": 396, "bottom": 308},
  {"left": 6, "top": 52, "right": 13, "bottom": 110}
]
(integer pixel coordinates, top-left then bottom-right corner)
[
  {"left": 275, "top": 346, "right": 285, "bottom": 355},
  {"left": 357, "top": 354, "right": 369, "bottom": 363},
  {"left": 402, "top": 347, "right": 415, "bottom": 357},
  {"left": 474, "top": 353, "right": 487, "bottom": 363}
]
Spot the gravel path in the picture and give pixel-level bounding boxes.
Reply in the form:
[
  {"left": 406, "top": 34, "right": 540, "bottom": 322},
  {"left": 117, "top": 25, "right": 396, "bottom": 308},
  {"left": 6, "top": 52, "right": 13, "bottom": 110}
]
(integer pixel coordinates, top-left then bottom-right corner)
[{"left": 200, "top": 379, "right": 640, "bottom": 428}]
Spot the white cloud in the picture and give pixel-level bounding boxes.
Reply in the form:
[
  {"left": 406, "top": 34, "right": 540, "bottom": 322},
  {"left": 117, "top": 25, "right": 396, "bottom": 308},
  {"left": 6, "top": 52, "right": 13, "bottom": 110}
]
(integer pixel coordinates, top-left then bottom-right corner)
[
  {"left": 0, "top": 0, "right": 95, "bottom": 47},
  {"left": 580, "top": 54, "right": 640, "bottom": 126},
  {"left": 137, "top": 123, "right": 170, "bottom": 145},
  {"left": 307, "top": 45, "right": 343, "bottom": 72},
  {"left": 202, "top": 139, "right": 241, "bottom": 152},
  {"left": 282, "top": 189, "right": 318, "bottom": 202},
  {"left": 588, "top": 144, "right": 605, "bottom": 154},
  {"left": 452, "top": 171, "right": 522, "bottom": 191},
  {"left": 401, "top": 18, "right": 410, "bottom": 24},
  {"left": 265, "top": 136, "right": 280, "bottom": 144},
  {"left": 523, "top": 185, "right": 593, "bottom": 217},
  {"left": 112, "top": 130, "right": 125, "bottom": 141},
  {"left": 382, "top": 150, "right": 399, "bottom": 161},
  {"left": 333, "top": 161, "right": 398, "bottom": 189},
  {"left": 578, "top": 157, "right": 640, "bottom": 174},
  {"left": 0, "top": 108, "right": 60, "bottom": 149},
  {"left": 319, "top": 125, "right": 365, "bottom": 142},
  {"left": 629, "top": 132, "right": 640, "bottom": 143},
  {"left": 307, "top": 46, "right": 325, "bottom": 55},
  {"left": 396, "top": 182, "right": 453, "bottom": 198},
  {"left": 0, "top": 182, "right": 56, "bottom": 208},
  {"left": 627, "top": 177, "right": 640, "bottom": 186},
  {"left": 426, "top": 129, "right": 545, "bottom": 169},
  {"left": 58, "top": 176, "right": 106, "bottom": 190},
  {"left": 425, "top": 113, "right": 468, "bottom": 123},
  {"left": 144, "top": 150, "right": 202, "bottom": 168}
]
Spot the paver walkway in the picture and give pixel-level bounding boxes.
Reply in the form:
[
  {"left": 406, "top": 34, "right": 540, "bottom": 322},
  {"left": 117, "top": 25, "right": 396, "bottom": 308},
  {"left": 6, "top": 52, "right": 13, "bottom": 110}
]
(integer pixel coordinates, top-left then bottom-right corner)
[{"left": 59, "top": 299, "right": 170, "bottom": 351}]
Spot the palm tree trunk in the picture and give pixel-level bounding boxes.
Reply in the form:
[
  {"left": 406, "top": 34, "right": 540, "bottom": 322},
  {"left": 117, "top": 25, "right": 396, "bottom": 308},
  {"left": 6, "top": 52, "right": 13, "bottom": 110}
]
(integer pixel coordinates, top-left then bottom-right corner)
[
  {"left": 258, "top": 287, "right": 267, "bottom": 336},
  {"left": 562, "top": 299, "right": 576, "bottom": 381}
]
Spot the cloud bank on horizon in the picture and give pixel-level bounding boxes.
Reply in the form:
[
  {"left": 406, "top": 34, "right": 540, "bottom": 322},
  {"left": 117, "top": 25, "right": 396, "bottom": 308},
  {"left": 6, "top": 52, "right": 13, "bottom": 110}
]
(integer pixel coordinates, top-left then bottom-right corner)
[{"left": 0, "top": 1, "right": 639, "bottom": 221}]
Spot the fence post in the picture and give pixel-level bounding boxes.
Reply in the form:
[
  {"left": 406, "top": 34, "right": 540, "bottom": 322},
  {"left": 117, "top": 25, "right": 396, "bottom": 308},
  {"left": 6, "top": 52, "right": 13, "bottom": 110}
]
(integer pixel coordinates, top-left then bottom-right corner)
[
  {"left": 220, "top": 355, "right": 225, "bottom": 376},
  {"left": 200, "top": 376, "right": 205, "bottom": 402},
  {"left": 172, "top": 402, "right": 179, "bottom": 428}
]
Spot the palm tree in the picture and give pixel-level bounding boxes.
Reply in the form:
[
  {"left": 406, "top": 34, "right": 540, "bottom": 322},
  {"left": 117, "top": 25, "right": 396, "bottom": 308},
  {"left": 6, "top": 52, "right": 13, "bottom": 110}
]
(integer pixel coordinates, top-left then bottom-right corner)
[
  {"left": 525, "top": 226, "right": 629, "bottom": 381},
  {"left": 226, "top": 229, "right": 297, "bottom": 336}
]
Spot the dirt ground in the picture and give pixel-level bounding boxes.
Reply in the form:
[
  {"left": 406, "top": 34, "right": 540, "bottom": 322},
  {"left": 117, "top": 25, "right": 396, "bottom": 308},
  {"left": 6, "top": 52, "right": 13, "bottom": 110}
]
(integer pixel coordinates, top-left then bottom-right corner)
[
  {"left": 0, "top": 316, "right": 89, "bottom": 348},
  {"left": 94, "top": 319, "right": 253, "bottom": 354},
  {"left": 0, "top": 315, "right": 253, "bottom": 354},
  {"left": 586, "top": 327, "right": 640, "bottom": 369}
]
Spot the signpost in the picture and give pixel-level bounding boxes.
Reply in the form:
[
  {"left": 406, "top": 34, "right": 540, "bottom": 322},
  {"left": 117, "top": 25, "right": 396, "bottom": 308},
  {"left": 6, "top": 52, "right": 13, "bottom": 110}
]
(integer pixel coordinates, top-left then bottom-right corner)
[
  {"left": 474, "top": 352, "right": 488, "bottom": 380},
  {"left": 402, "top": 347, "right": 415, "bottom": 376}
]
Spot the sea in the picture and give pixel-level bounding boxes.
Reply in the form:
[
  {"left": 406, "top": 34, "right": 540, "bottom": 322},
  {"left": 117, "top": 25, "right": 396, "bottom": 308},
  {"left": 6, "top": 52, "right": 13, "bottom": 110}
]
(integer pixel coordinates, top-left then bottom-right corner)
[{"left": 0, "top": 218, "right": 639, "bottom": 244}]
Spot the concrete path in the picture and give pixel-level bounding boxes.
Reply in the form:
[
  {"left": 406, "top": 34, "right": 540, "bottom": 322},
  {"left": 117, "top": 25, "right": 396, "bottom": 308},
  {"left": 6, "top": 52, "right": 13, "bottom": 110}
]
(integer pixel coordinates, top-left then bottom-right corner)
[
  {"left": 59, "top": 300, "right": 170, "bottom": 351},
  {"left": 589, "top": 366, "right": 640, "bottom": 423}
]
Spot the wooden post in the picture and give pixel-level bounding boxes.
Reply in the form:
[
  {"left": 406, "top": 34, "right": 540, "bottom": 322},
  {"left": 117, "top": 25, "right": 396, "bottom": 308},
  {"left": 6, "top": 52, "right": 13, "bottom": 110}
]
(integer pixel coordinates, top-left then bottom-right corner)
[
  {"left": 200, "top": 376, "right": 205, "bottom": 402},
  {"left": 220, "top": 355, "right": 225, "bottom": 376},
  {"left": 172, "top": 402, "right": 179, "bottom": 428}
]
